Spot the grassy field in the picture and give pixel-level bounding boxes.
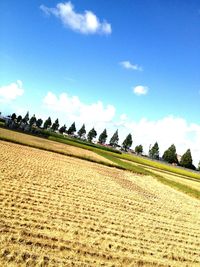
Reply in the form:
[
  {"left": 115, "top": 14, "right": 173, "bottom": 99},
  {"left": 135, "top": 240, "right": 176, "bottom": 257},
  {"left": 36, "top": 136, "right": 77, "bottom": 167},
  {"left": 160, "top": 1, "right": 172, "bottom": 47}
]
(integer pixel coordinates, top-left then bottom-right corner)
[
  {"left": 0, "top": 141, "right": 200, "bottom": 266},
  {"left": 117, "top": 153, "right": 200, "bottom": 181},
  {"left": 46, "top": 132, "right": 121, "bottom": 154},
  {"left": 148, "top": 169, "right": 200, "bottom": 192}
]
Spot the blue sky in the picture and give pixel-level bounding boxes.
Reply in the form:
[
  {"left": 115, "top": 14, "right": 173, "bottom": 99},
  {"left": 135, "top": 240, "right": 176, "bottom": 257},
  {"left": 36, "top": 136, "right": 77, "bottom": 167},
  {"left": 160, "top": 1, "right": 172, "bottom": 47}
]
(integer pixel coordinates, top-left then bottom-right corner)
[{"left": 0, "top": 0, "right": 200, "bottom": 164}]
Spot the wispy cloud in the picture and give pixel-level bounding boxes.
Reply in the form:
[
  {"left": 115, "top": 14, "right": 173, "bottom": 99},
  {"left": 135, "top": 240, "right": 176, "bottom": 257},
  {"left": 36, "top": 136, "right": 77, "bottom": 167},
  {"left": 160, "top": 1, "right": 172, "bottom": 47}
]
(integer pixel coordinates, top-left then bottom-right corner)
[
  {"left": 40, "top": 2, "right": 112, "bottom": 35},
  {"left": 0, "top": 80, "right": 24, "bottom": 103},
  {"left": 133, "top": 85, "right": 148, "bottom": 95},
  {"left": 120, "top": 61, "right": 142, "bottom": 71}
]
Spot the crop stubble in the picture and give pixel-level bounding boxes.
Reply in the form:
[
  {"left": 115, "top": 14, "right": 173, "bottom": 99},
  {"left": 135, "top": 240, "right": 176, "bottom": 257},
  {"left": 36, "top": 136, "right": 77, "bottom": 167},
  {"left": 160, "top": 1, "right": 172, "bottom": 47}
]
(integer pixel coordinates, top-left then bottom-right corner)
[
  {"left": 0, "top": 141, "right": 200, "bottom": 266},
  {"left": 0, "top": 128, "right": 115, "bottom": 165}
]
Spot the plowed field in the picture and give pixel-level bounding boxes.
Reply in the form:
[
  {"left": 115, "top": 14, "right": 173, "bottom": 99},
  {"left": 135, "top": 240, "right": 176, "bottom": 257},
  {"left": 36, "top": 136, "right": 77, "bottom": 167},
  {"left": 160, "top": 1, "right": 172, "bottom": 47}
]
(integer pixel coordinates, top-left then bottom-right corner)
[{"left": 0, "top": 141, "right": 200, "bottom": 266}]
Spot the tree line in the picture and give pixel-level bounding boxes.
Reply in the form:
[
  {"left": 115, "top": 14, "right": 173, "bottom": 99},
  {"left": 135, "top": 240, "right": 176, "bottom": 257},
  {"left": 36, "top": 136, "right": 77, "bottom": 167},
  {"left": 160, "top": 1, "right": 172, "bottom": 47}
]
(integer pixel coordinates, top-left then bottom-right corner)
[
  {"left": 4, "top": 111, "right": 199, "bottom": 170},
  {"left": 148, "top": 142, "right": 196, "bottom": 170},
  {"left": 6, "top": 112, "right": 133, "bottom": 151}
]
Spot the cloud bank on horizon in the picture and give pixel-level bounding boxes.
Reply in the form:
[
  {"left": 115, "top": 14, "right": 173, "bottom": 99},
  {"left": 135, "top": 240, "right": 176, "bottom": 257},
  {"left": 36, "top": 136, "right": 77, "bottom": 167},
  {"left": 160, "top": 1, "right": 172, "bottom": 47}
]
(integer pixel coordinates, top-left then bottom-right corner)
[
  {"left": 42, "top": 90, "right": 200, "bottom": 166},
  {"left": 40, "top": 1, "right": 112, "bottom": 35},
  {"left": 1, "top": 79, "right": 200, "bottom": 166}
]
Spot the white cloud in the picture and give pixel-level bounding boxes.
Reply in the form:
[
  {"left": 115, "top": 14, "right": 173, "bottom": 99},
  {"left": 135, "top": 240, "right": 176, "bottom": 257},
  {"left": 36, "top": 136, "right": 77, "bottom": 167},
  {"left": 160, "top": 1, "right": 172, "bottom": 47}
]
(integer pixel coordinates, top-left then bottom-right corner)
[
  {"left": 117, "top": 115, "right": 200, "bottom": 167},
  {"left": 133, "top": 85, "right": 148, "bottom": 95},
  {"left": 120, "top": 61, "right": 142, "bottom": 71},
  {"left": 42, "top": 91, "right": 200, "bottom": 166},
  {"left": 40, "top": 2, "right": 112, "bottom": 35},
  {"left": 43, "top": 91, "right": 115, "bottom": 128},
  {"left": 0, "top": 80, "right": 24, "bottom": 103}
]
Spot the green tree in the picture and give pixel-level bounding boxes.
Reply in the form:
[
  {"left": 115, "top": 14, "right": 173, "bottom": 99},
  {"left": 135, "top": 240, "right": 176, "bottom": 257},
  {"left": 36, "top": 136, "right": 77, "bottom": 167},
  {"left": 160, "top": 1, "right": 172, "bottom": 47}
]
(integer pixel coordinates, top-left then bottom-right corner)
[
  {"left": 198, "top": 161, "right": 200, "bottom": 171},
  {"left": 162, "top": 144, "right": 178, "bottom": 164},
  {"left": 98, "top": 129, "right": 108, "bottom": 144},
  {"left": 180, "top": 149, "right": 195, "bottom": 169},
  {"left": 135, "top": 144, "right": 143, "bottom": 155},
  {"left": 77, "top": 124, "right": 86, "bottom": 138},
  {"left": 122, "top": 133, "right": 133, "bottom": 151},
  {"left": 36, "top": 118, "right": 43, "bottom": 128},
  {"left": 51, "top": 118, "right": 59, "bottom": 131},
  {"left": 109, "top": 130, "right": 119, "bottom": 147},
  {"left": 29, "top": 114, "right": 37, "bottom": 127},
  {"left": 149, "top": 142, "right": 159, "bottom": 159},
  {"left": 87, "top": 128, "right": 97, "bottom": 142},
  {"left": 59, "top": 124, "right": 66, "bottom": 134},
  {"left": 67, "top": 122, "right": 76, "bottom": 135},
  {"left": 22, "top": 111, "right": 29, "bottom": 124},
  {"left": 11, "top": 113, "right": 17, "bottom": 121},
  {"left": 43, "top": 117, "right": 52, "bottom": 129},
  {"left": 17, "top": 115, "right": 22, "bottom": 124}
]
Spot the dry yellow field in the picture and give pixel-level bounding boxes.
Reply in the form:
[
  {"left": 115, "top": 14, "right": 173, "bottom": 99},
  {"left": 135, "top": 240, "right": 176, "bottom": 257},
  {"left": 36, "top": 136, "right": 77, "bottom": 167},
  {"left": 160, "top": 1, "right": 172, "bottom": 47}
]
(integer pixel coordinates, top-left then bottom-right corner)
[
  {"left": 0, "top": 128, "right": 114, "bottom": 165},
  {"left": 0, "top": 141, "right": 200, "bottom": 267}
]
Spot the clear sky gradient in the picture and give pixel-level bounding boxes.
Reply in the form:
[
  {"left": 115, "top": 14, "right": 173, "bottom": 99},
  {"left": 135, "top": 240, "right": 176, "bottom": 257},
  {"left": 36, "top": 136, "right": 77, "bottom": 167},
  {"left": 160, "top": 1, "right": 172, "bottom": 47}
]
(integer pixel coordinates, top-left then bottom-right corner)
[{"left": 0, "top": 0, "right": 200, "bottom": 164}]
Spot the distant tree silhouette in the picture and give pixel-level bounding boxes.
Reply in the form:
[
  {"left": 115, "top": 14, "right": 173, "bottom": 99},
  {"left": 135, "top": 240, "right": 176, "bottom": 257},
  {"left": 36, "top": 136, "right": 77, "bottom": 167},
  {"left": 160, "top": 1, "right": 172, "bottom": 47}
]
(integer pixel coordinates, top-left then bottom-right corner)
[
  {"left": 149, "top": 142, "right": 159, "bottom": 159},
  {"left": 51, "top": 118, "right": 59, "bottom": 131},
  {"left": 11, "top": 113, "right": 17, "bottom": 121},
  {"left": 17, "top": 115, "right": 22, "bottom": 124},
  {"left": 135, "top": 145, "right": 143, "bottom": 155},
  {"left": 22, "top": 111, "right": 29, "bottom": 124},
  {"left": 180, "top": 149, "right": 195, "bottom": 169},
  {"left": 43, "top": 117, "right": 52, "bottom": 129},
  {"left": 162, "top": 144, "right": 178, "bottom": 164},
  {"left": 67, "top": 122, "right": 76, "bottom": 135},
  {"left": 78, "top": 124, "right": 86, "bottom": 138},
  {"left": 87, "top": 128, "right": 97, "bottom": 142},
  {"left": 36, "top": 118, "right": 43, "bottom": 128},
  {"left": 59, "top": 124, "right": 67, "bottom": 134},
  {"left": 109, "top": 130, "right": 119, "bottom": 147},
  {"left": 122, "top": 133, "right": 132, "bottom": 151},
  {"left": 98, "top": 129, "right": 108, "bottom": 144},
  {"left": 29, "top": 114, "right": 37, "bottom": 127}
]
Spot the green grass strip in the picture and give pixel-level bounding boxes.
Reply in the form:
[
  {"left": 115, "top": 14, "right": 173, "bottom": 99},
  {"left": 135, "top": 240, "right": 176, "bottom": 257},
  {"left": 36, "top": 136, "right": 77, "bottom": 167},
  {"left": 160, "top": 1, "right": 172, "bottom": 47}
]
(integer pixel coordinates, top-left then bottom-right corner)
[
  {"left": 49, "top": 136, "right": 98, "bottom": 152},
  {"left": 96, "top": 150, "right": 200, "bottom": 200},
  {"left": 113, "top": 153, "right": 200, "bottom": 181},
  {"left": 96, "top": 150, "right": 151, "bottom": 176},
  {"left": 152, "top": 173, "right": 200, "bottom": 199},
  {"left": 48, "top": 134, "right": 121, "bottom": 154}
]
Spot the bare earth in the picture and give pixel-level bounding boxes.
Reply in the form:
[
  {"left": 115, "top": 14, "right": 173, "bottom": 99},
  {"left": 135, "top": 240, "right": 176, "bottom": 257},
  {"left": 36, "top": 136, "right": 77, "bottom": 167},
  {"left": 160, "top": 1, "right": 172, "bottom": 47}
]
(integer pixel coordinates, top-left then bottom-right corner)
[{"left": 0, "top": 141, "right": 200, "bottom": 266}]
